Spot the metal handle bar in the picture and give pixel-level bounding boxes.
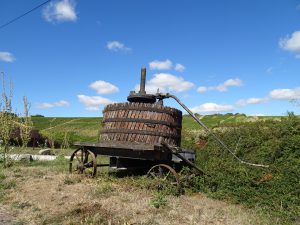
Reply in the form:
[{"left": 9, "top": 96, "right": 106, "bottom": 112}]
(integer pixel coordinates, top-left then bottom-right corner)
[{"left": 156, "top": 93, "right": 269, "bottom": 168}]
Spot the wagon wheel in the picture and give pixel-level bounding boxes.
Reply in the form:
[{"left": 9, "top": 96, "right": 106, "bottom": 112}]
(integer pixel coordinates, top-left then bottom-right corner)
[
  {"left": 147, "top": 164, "right": 181, "bottom": 195},
  {"left": 179, "top": 166, "right": 200, "bottom": 188},
  {"left": 69, "top": 148, "right": 97, "bottom": 177}
]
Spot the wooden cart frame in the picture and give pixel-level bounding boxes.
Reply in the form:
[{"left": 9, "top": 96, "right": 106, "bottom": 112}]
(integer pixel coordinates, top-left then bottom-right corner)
[{"left": 69, "top": 141, "right": 204, "bottom": 193}]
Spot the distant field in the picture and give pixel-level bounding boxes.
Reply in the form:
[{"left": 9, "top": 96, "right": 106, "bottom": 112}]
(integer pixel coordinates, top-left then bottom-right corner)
[
  {"left": 31, "top": 117, "right": 102, "bottom": 131},
  {"left": 182, "top": 114, "right": 282, "bottom": 129},
  {"left": 31, "top": 117, "right": 102, "bottom": 142},
  {"left": 31, "top": 114, "right": 284, "bottom": 143}
]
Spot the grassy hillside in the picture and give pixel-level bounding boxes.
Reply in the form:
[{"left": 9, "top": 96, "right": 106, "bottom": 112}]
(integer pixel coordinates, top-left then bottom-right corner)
[
  {"left": 182, "top": 114, "right": 283, "bottom": 129},
  {"left": 191, "top": 115, "right": 300, "bottom": 223},
  {"left": 32, "top": 117, "right": 102, "bottom": 142},
  {"left": 32, "top": 114, "right": 284, "bottom": 143},
  {"left": 32, "top": 117, "right": 102, "bottom": 131}
]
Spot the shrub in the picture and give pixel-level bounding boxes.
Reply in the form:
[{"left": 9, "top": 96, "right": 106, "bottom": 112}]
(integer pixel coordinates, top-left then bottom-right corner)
[
  {"left": 31, "top": 114, "right": 44, "bottom": 117},
  {"left": 184, "top": 117, "right": 300, "bottom": 223},
  {"left": 150, "top": 192, "right": 167, "bottom": 208}
]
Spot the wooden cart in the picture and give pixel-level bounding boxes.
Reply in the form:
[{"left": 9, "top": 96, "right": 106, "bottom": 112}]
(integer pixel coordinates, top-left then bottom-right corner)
[{"left": 69, "top": 140, "right": 203, "bottom": 192}]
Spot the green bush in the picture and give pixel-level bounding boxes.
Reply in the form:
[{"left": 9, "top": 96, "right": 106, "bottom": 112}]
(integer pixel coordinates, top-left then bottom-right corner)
[
  {"left": 150, "top": 192, "right": 167, "bottom": 208},
  {"left": 185, "top": 116, "right": 300, "bottom": 223},
  {"left": 40, "top": 131, "right": 83, "bottom": 148}
]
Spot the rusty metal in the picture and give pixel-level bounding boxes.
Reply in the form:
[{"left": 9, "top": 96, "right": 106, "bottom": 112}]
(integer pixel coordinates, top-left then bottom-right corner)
[
  {"left": 103, "top": 103, "right": 182, "bottom": 117},
  {"left": 69, "top": 148, "right": 97, "bottom": 177},
  {"left": 147, "top": 164, "right": 181, "bottom": 194},
  {"left": 140, "top": 67, "right": 146, "bottom": 94},
  {"left": 127, "top": 68, "right": 156, "bottom": 103},
  {"left": 103, "top": 118, "right": 181, "bottom": 128},
  {"left": 101, "top": 129, "right": 180, "bottom": 139},
  {"left": 161, "top": 142, "right": 205, "bottom": 175}
]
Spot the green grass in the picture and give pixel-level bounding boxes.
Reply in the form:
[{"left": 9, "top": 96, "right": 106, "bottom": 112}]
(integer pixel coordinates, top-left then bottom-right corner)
[
  {"left": 183, "top": 114, "right": 248, "bottom": 129},
  {"left": 29, "top": 114, "right": 288, "bottom": 152},
  {"left": 182, "top": 114, "right": 284, "bottom": 129},
  {"left": 26, "top": 113, "right": 299, "bottom": 224},
  {"left": 9, "top": 155, "right": 70, "bottom": 173},
  {"left": 0, "top": 171, "right": 16, "bottom": 202},
  {"left": 31, "top": 117, "right": 102, "bottom": 144},
  {"left": 186, "top": 115, "right": 300, "bottom": 224},
  {"left": 31, "top": 115, "right": 286, "bottom": 145},
  {"left": 31, "top": 117, "right": 100, "bottom": 130},
  {"left": 32, "top": 115, "right": 284, "bottom": 131}
]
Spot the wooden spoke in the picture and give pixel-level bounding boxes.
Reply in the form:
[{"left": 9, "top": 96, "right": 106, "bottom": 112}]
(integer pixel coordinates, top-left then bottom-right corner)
[
  {"left": 147, "top": 164, "right": 181, "bottom": 195},
  {"left": 75, "top": 153, "right": 81, "bottom": 163},
  {"left": 69, "top": 148, "right": 97, "bottom": 177},
  {"left": 163, "top": 171, "right": 171, "bottom": 181}
]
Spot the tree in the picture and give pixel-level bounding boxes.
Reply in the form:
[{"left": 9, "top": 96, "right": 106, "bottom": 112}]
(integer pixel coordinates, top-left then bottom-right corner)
[
  {"left": 0, "top": 72, "right": 33, "bottom": 167},
  {"left": 20, "top": 96, "right": 33, "bottom": 149},
  {"left": 0, "top": 72, "right": 15, "bottom": 167}
]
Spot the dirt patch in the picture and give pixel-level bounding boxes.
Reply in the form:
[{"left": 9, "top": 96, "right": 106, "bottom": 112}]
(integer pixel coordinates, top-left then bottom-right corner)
[
  {"left": 0, "top": 205, "right": 16, "bottom": 225},
  {"left": 1, "top": 167, "right": 269, "bottom": 224}
]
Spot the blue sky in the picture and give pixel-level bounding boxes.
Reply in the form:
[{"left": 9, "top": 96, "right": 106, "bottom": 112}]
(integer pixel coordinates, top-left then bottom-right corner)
[{"left": 0, "top": 0, "right": 300, "bottom": 117}]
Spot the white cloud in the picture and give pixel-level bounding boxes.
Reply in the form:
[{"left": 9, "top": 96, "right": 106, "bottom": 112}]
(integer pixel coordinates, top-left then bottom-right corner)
[
  {"left": 190, "top": 103, "right": 234, "bottom": 114},
  {"left": 235, "top": 86, "right": 300, "bottom": 107},
  {"left": 55, "top": 100, "right": 70, "bottom": 107},
  {"left": 175, "top": 63, "right": 185, "bottom": 72},
  {"left": 149, "top": 59, "right": 173, "bottom": 70},
  {"left": 77, "top": 95, "right": 113, "bottom": 111},
  {"left": 0, "top": 52, "right": 15, "bottom": 62},
  {"left": 89, "top": 80, "right": 119, "bottom": 94},
  {"left": 269, "top": 87, "right": 300, "bottom": 100},
  {"left": 137, "top": 73, "right": 194, "bottom": 94},
  {"left": 197, "top": 78, "right": 243, "bottom": 93},
  {"left": 216, "top": 78, "right": 243, "bottom": 91},
  {"left": 279, "top": 31, "right": 300, "bottom": 58},
  {"left": 85, "top": 106, "right": 101, "bottom": 111},
  {"left": 252, "top": 113, "right": 265, "bottom": 116},
  {"left": 43, "top": 0, "right": 77, "bottom": 23},
  {"left": 107, "top": 41, "right": 131, "bottom": 52},
  {"left": 197, "top": 86, "right": 207, "bottom": 93},
  {"left": 36, "top": 100, "right": 70, "bottom": 109},
  {"left": 236, "top": 97, "right": 269, "bottom": 106}
]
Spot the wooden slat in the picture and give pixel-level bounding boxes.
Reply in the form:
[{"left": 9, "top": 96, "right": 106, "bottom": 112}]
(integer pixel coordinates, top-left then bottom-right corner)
[{"left": 100, "top": 102, "right": 182, "bottom": 146}]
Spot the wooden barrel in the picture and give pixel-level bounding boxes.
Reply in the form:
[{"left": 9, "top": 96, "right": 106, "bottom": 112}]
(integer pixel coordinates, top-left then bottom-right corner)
[{"left": 100, "top": 102, "right": 182, "bottom": 146}]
